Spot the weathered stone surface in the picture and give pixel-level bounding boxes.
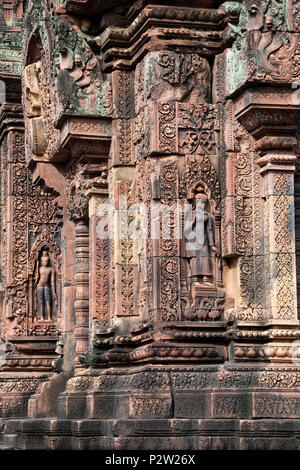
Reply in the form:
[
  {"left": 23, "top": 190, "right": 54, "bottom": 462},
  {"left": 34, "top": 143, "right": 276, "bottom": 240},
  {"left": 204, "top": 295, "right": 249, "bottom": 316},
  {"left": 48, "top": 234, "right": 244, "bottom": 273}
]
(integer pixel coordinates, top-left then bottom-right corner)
[{"left": 0, "top": 0, "right": 300, "bottom": 451}]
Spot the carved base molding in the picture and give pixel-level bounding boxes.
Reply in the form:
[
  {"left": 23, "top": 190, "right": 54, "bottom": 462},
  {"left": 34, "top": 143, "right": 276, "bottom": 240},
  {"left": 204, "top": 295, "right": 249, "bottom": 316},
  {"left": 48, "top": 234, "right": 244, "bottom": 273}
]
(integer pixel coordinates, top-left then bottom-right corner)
[
  {"left": 1, "top": 365, "right": 300, "bottom": 449},
  {"left": 82, "top": 319, "right": 300, "bottom": 366},
  {"left": 1, "top": 417, "right": 300, "bottom": 450},
  {"left": 57, "top": 365, "right": 300, "bottom": 420},
  {"left": 0, "top": 374, "right": 51, "bottom": 418}
]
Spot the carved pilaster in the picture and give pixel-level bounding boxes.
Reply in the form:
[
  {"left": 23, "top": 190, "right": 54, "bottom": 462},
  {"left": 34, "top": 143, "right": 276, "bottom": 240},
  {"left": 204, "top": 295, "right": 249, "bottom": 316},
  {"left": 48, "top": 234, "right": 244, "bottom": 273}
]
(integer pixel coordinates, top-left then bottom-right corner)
[
  {"left": 89, "top": 189, "right": 111, "bottom": 330},
  {"left": 236, "top": 91, "right": 300, "bottom": 326},
  {"left": 65, "top": 161, "right": 111, "bottom": 367},
  {"left": 257, "top": 150, "right": 298, "bottom": 324}
]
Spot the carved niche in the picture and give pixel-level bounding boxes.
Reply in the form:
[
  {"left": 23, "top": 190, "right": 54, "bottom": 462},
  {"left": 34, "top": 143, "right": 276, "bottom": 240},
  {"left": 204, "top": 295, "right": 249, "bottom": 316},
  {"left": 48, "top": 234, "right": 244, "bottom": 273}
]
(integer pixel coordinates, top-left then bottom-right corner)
[
  {"left": 2, "top": 132, "right": 62, "bottom": 337},
  {"left": 27, "top": 230, "right": 62, "bottom": 335},
  {"left": 181, "top": 176, "right": 224, "bottom": 322}
]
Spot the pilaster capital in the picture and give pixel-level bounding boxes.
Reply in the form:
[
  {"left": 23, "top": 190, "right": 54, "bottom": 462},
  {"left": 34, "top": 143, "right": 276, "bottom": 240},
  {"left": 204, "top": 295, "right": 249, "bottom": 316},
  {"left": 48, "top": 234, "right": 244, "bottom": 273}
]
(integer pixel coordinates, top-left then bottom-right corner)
[
  {"left": 65, "top": 160, "right": 108, "bottom": 223},
  {"left": 235, "top": 88, "right": 300, "bottom": 139},
  {"left": 235, "top": 88, "right": 300, "bottom": 174}
]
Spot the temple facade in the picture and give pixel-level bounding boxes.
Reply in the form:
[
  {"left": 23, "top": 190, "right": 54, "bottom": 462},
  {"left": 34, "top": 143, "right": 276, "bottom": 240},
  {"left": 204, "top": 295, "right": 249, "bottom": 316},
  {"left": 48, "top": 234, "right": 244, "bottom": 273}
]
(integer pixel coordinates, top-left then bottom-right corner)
[{"left": 0, "top": 0, "right": 300, "bottom": 450}]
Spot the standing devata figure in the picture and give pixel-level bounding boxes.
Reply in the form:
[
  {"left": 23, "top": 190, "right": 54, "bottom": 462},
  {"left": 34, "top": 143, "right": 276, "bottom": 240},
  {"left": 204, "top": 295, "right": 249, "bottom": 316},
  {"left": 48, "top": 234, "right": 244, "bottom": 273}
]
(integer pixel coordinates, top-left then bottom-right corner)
[
  {"left": 34, "top": 250, "right": 57, "bottom": 321},
  {"left": 185, "top": 191, "right": 218, "bottom": 307}
]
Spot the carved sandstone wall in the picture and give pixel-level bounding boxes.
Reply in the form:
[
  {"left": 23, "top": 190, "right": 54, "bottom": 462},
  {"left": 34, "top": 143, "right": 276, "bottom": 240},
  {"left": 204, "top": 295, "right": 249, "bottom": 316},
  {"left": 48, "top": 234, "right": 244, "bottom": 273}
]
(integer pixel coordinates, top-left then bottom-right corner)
[{"left": 0, "top": 0, "right": 300, "bottom": 450}]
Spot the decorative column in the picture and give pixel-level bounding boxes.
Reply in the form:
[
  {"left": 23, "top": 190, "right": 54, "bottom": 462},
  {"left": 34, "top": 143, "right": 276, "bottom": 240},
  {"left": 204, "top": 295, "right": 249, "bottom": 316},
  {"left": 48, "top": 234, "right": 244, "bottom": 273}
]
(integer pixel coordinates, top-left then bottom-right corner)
[
  {"left": 65, "top": 163, "right": 91, "bottom": 369},
  {"left": 65, "top": 161, "right": 111, "bottom": 369},
  {"left": 74, "top": 221, "right": 90, "bottom": 368},
  {"left": 257, "top": 143, "right": 297, "bottom": 324},
  {"left": 236, "top": 91, "right": 300, "bottom": 326}
]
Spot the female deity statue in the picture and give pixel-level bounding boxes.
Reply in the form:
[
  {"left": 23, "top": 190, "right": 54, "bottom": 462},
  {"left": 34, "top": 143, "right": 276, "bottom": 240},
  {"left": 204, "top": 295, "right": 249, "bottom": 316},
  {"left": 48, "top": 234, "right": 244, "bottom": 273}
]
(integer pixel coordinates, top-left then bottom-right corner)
[
  {"left": 34, "top": 250, "right": 57, "bottom": 321},
  {"left": 185, "top": 191, "right": 218, "bottom": 307}
]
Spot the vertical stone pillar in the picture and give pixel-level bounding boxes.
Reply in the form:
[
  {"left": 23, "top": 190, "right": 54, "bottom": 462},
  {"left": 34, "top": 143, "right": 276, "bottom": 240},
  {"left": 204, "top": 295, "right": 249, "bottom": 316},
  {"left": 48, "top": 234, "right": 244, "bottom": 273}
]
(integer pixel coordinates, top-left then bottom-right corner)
[
  {"left": 74, "top": 221, "right": 90, "bottom": 368},
  {"left": 88, "top": 189, "right": 111, "bottom": 329},
  {"left": 235, "top": 94, "right": 300, "bottom": 327},
  {"left": 258, "top": 151, "right": 298, "bottom": 324}
]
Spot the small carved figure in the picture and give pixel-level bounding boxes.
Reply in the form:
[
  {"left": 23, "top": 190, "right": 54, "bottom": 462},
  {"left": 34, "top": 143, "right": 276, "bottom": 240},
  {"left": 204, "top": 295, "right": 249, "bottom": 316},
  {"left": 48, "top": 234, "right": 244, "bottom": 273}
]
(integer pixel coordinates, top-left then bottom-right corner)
[
  {"left": 23, "top": 61, "right": 42, "bottom": 117},
  {"left": 35, "top": 250, "right": 57, "bottom": 321},
  {"left": 185, "top": 191, "right": 218, "bottom": 307}
]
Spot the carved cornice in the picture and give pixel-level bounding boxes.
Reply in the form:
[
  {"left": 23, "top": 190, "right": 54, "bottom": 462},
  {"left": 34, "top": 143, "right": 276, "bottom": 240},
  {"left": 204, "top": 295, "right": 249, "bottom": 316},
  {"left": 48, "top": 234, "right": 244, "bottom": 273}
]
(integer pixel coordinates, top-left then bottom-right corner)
[
  {"left": 100, "top": 4, "right": 239, "bottom": 71},
  {"left": 0, "top": 103, "right": 24, "bottom": 141},
  {"left": 59, "top": 117, "right": 111, "bottom": 159},
  {"left": 256, "top": 153, "right": 297, "bottom": 175},
  {"left": 54, "top": 1, "right": 232, "bottom": 19},
  {"left": 235, "top": 88, "right": 300, "bottom": 174},
  {"left": 236, "top": 104, "right": 300, "bottom": 138},
  {"left": 235, "top": 87, "right": 300, "bottom": 133},
  {"left": 254, "top": 136, "right": 298, "bottom": 153},
  {"left": 54, "top": 0, "right": 130, "bottom": 16}
]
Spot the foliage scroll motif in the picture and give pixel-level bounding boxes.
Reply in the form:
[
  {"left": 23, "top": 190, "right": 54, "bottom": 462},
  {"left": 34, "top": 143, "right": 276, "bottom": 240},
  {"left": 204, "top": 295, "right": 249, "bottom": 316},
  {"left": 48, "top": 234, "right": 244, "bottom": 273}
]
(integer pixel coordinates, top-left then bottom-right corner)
[
  {"left": 4, "top": 132, "right": 62, "bottom": 336},
  {"left": 157, "top": 53, "right": 209, "bottom": 85},
  {"left": 158, "top": 103, "right": 177, "bottom": 154}
]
